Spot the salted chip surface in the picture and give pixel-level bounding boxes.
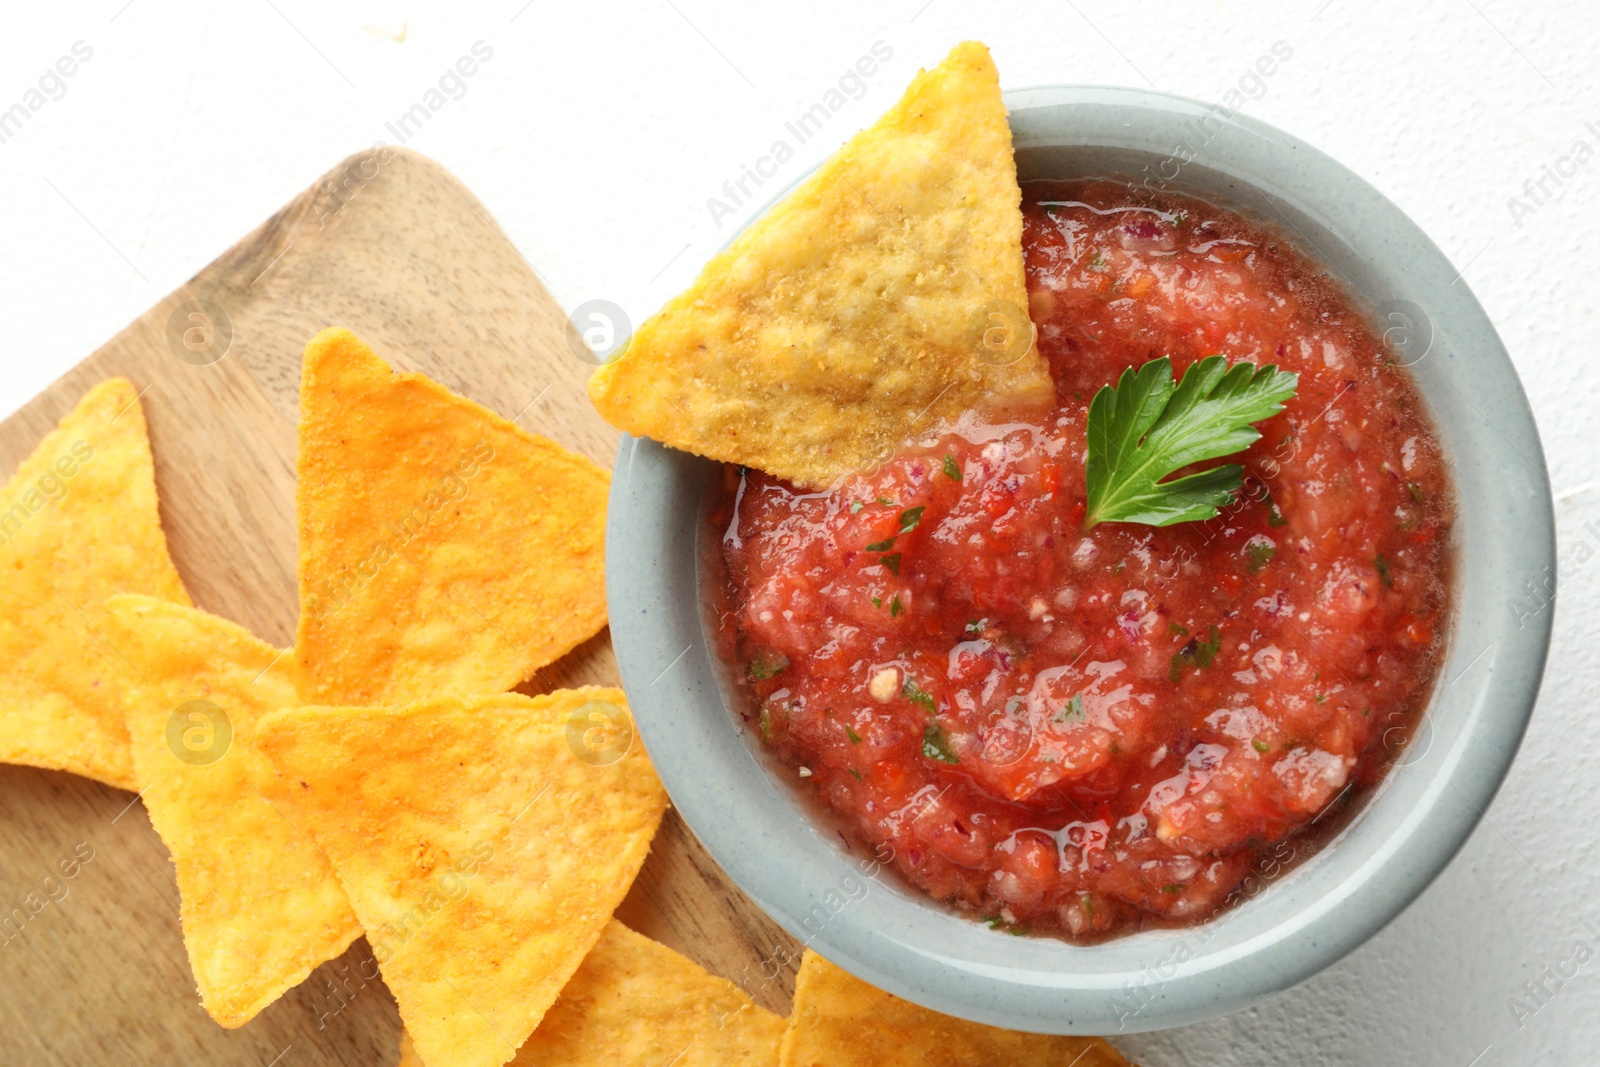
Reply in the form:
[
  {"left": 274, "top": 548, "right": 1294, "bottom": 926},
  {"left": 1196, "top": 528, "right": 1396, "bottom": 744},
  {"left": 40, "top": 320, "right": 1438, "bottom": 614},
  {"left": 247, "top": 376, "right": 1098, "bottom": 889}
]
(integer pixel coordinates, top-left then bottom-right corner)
[
  {"left": 510, "top": 920, "right": 784, "bottom": 1066},
  {"left": 0, "top": 378, "right": 190, "bottom": 790},
  {"left": 102, "top": 595, "right": 361, "bottom": 1026},
  {"left": 780, "top": 951, "right": 1131, "bottom": 1067},
  {"left": 397, "top": 920, "right": 783, "bottom": 1066},
  {"left": 256, "top": 688, "right": 668, "bottom": 1067},
  {"left": 295, "top": 328, "right": 610, "bottom": 705},
  {"left": 588, "top": 41, "right": 1052, "bottom": 488}
]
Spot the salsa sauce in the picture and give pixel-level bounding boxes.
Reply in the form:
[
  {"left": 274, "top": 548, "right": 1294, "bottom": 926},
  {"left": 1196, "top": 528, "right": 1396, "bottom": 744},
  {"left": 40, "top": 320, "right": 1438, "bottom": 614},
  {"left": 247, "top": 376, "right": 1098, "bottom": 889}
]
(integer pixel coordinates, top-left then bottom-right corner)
[{"left": 705, "top": 180, "right": 1453, "bottom": 940}]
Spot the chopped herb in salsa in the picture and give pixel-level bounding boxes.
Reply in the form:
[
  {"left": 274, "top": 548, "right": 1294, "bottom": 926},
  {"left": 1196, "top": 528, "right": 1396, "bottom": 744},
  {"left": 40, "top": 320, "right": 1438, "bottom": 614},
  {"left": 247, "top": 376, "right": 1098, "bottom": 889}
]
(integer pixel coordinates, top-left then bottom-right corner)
[
  {"left": 1169, "top": 624, "right": 1222, "bottom": 683},
  {"left": 921, "top": 722, "right": 959, "bottom": 764}
]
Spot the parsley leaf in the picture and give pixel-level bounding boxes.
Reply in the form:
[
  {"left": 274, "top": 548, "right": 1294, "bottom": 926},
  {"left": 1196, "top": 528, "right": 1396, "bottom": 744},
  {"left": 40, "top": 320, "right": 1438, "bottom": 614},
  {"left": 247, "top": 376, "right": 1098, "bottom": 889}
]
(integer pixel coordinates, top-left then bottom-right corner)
[
  {"left": 1053, "top": 694, "right": 1085, "bottom": 723},
  {"left": 943, "top": 455, "right": 962, "bottom": 481},
  {"left": 748, "top": 650, "right": 789, "bottom": 680},
  {"left": 898, "top": 506, "right": 925, "bottom": 533},
  {"left": 902, "top": 676, "right": 936, "bottom": 713},
  {"left": 921, "top": 723, "right": 960, "bottom": 764},
  {"left": 1168, "top": 624, "right": 1222, "bottom": 683},
  {"left": 1084, "top": 356, "right": 1297, "bottom": 529}
]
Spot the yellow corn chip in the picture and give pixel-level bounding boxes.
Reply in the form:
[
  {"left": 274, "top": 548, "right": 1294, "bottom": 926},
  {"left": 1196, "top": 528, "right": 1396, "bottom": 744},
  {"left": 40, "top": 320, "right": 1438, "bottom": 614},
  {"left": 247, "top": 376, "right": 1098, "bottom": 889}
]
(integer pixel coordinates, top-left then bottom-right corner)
[
  {"left": 509, "top": 920, "right": 783, "bottom": 1066},
  {"left": 587, "top": 41, "right": 1052, "bottom": 488},
  {"left": 0, "top": 378, "right": 190, "bottom": 790},
  {"left": 780, "top": 951, "right": 1132, "bottom": 1067},
  {"left": 295, "top": 328, "right": 610, "bottom": 705},
  {"left": 102, "top": 594, "right": 361, "bottom": 1027},
  {"left": 397, "top": 922, "right": 782, "bottom": 1067},
  {"left": 256, "top": 688, "right": 668, "bottom": 1067}
]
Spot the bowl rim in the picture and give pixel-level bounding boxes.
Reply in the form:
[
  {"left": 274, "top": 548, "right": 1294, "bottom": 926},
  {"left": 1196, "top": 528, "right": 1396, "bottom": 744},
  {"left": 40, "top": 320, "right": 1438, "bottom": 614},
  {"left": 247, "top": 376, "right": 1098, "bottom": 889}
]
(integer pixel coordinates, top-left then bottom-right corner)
[{"left": 603, "top": 83, "right": 1556, "bottom": 1034}]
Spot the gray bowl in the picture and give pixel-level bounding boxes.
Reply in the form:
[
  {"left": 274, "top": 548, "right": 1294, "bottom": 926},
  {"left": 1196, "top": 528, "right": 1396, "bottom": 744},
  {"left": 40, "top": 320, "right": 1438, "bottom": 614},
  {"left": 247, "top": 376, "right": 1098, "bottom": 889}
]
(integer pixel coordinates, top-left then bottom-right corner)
[{"left": 603, "top": 86, "right": 1555, "bottom": 1033}]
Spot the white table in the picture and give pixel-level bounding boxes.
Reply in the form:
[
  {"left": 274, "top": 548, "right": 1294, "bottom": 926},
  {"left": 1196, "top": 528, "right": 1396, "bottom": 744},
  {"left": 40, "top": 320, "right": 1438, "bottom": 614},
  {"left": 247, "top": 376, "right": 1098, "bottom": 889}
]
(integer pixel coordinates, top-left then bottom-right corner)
[{"left": 2, "top": 1, "right": 1594, "bottom": 1063}]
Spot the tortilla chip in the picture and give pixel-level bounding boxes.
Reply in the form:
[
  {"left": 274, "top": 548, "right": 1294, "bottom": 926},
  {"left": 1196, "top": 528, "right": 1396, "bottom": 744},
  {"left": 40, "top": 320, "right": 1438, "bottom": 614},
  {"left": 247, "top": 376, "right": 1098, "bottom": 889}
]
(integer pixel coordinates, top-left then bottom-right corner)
[
  {"left": 0, "top": 378, "right": 190, "bottom": 789},
  {"left": 101, "top": 594, "right": 361, "bottom": 1026},
  {"left": 295, "top": 328, "right": 610, "bottom": 705},
  {"left": 509, "top": 920, "right": 784, "bottom": 1066},
  {"left": 395, "top": 922, "right": 779, "bottom": 1067},
  {"left": 587, "top": 41, "right": 1052, "bottom": 488},
  {"left": 256, "top": 688, "right": 667, "bottom": 1067},
  {"left": 780, "top": 951, "right": 1131, "bottom": 1067}
]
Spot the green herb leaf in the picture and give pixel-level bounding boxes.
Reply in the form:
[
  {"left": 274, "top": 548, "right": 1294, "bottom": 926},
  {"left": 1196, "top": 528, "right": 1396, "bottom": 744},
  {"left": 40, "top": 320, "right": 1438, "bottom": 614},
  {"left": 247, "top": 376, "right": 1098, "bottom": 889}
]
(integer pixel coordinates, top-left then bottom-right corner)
[
  {"left": 748, "top": 650, "right": 789, "bottom": 680},
  {"left": 943, "top": 455, "right": 962, "bottom": 481},
  {"left": 1160, "top": 884, "right": 1183, "bottom": 894},
  {"left": 902, "top": 676, "right": 936, "bottom": 713},
  {"left": 850, "top": 499, "right": 864, "bottom": 514},
  {"left": 1374, "top": 554, "right": 1393, "bottom": 587},
  {"left": 848, "top": 767, "right": 864, "bottom": 781},
  {"left": 876, "top": 495, "right": 894, "bottom": 506},
  {"left": 1252, "top": 737, "right": 1271, "bottom": 753},
  {"left": 1245, "top": 538, "right": 1276, "bottom": 573},
  {"left": 1407, "top": 482, "right": 1424, "bottom": 504},
  {"left": 845, "top": 726, "right": 862, "bottom": 744},
  {"left": 880, "top": 553, "right": 902, "bottom": 576},
  {"left": 1053, "top": 694, "right": 1085, "bottom": 723},
  {"left": 889, "top": 595, "right": 904, "bottom": 617},
  {"left": 871, "top": 596, "right": 882, "bottom": 608},
  {"left": 865, "top": 536, "right": 896, "bottom": 552},
  {"left": 1169, "top": 624, "right": 1222, "bottom": 683},
  {"left": 1084, "top": 356, "right": 1298, "bottom": 529},
  {"left": 898, "top": 506, "right": 926, "bottom": 533},
  {"left": 921, "top": 722, "right": 960, "bottom": 764},
  {"left": 966, "top": 618, "right": 985, "bottom": 636}
]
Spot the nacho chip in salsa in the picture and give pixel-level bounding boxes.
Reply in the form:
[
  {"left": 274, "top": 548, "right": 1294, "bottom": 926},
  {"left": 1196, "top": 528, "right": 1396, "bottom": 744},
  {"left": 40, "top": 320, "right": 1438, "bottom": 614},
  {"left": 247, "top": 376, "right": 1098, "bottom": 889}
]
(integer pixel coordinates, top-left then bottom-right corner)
[{"left": 587, "top": 41, "right": 1052, "bottom": 488}]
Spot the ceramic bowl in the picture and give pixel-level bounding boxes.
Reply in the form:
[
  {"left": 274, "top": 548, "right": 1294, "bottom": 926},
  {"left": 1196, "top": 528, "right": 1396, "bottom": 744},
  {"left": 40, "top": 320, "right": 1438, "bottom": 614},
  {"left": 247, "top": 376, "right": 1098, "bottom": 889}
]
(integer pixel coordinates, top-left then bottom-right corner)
[{"left": 603, "top": 85, "right": 1555, "bottom": 1033}]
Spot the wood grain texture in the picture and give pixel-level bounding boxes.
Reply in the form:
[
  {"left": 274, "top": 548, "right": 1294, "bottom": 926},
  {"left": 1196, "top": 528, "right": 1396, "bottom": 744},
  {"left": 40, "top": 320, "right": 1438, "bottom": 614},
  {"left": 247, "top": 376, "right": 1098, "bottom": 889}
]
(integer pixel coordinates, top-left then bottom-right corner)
[{"left": 0, "top": 147, "right": 800, "bottom": 1066}]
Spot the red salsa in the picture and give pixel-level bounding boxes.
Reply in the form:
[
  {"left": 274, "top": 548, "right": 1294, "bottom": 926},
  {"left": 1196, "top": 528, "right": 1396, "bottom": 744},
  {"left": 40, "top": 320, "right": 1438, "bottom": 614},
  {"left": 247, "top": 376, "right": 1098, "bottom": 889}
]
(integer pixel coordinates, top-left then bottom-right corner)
[{"left": 706, "top": 180, "right": 1453, "bottom": 940}]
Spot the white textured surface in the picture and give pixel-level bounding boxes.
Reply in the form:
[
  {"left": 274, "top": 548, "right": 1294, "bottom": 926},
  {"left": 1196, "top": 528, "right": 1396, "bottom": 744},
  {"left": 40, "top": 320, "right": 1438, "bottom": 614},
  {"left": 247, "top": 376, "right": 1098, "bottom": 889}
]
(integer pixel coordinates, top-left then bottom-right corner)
[{"left": 2, "top": 1, "right": 1595, "bottom": 1063}]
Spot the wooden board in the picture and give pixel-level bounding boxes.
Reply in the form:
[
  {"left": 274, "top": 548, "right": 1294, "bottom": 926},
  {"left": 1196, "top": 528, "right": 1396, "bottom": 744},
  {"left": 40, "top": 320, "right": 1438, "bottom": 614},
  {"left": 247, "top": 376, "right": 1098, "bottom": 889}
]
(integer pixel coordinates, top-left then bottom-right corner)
[{"left": 0, "top": 147, "right": 801, "bottom": 1066}]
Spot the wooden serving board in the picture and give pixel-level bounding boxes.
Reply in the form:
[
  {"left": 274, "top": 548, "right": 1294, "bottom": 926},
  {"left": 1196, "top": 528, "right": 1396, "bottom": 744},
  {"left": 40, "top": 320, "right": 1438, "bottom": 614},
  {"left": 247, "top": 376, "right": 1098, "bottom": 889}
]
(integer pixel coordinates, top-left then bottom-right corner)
[{"left": 0, "top": 147, "right": 800, "bottom": 1066}]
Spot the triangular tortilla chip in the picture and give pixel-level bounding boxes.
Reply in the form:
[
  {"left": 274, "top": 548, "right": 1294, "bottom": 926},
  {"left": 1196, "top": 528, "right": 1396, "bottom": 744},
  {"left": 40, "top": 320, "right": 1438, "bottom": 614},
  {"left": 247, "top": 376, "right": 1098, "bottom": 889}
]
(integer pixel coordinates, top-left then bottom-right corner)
[
  {"left": 102, "top": 594, "right": 361, "bottom": 1027},
  {"left": 780, "top": 951, "right": 1131, "bottom": 1067},
  {"left": 0, "top": 378, "right": 190, "bottom": 789},
  {"left": 397, "top": 921, "right": 783, "bottom": 1067},
  {"left": 588, "top": 41, "right": 1052, "bottom": 488},
  {"left": 256, "top": 688, "right": 668, "bottom": 1067},
  {"left": 295, "top": 328, "right": 610, "bottom": 705},
  {"left": 509, "top": 920, "right": 784, "bottom": 1066}
]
